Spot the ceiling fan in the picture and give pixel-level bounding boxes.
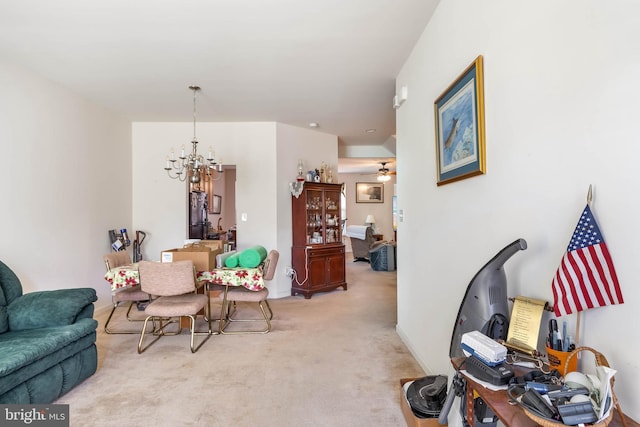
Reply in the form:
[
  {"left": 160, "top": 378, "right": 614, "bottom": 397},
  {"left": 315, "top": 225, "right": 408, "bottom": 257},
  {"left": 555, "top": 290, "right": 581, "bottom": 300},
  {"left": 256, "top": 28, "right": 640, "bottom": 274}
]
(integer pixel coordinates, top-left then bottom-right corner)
[{"left": 376, "top": 162, "right": 396, "bottom": 182}]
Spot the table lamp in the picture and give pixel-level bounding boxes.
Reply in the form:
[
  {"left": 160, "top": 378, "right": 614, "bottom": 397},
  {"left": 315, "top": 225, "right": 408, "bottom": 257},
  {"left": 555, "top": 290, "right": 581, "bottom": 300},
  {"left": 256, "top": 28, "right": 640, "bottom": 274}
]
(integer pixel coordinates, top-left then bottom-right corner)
[{"left": 365, "top": 214, "right": 376, "bottom": 233}]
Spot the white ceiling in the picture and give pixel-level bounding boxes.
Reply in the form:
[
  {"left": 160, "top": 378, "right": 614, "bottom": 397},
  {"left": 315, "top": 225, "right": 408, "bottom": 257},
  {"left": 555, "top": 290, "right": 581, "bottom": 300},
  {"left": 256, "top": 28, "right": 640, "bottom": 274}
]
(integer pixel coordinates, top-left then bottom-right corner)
[{"left": 0, "top": 0, "right": 438, "bottom": 173}]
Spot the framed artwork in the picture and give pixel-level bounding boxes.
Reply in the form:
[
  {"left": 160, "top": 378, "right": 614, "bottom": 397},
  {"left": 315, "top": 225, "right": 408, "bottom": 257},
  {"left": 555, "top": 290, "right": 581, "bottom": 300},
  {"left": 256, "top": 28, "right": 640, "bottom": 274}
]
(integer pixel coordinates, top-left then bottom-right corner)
[
  {"left": 356, "top": 182, "right": 384, "bottom": 203},
  {"left": 434, "top": 55, "right": 486, "bottom": 186},
  {"left": 212, "top": 195, "right": 222, "bottom": 214}
]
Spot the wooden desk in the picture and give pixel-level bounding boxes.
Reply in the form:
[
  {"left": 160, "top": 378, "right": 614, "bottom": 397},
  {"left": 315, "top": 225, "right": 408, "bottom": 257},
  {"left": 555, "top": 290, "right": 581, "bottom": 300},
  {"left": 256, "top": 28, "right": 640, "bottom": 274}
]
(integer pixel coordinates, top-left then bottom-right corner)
[
  {"left": 451, "top": 358, "right": 638, "bottom": 427},
  {"left": 372, "top": 233, "right": 384, "bottom": 241}
]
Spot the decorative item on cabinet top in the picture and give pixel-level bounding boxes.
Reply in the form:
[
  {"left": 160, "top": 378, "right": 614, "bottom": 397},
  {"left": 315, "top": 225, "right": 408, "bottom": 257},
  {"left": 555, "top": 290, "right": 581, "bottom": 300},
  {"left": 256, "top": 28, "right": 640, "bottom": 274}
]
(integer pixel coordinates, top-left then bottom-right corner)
[
  {"left": 289, "top": 181, "right": 304, "bottom": 198},
  {"left": 295, "top": 160, "right": 335, "bottom": 184}
]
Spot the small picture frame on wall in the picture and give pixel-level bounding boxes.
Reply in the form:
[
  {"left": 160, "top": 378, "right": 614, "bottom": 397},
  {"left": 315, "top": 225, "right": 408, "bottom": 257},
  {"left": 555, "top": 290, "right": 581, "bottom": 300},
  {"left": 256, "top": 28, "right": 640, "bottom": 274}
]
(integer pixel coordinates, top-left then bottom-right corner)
[
  {"left": 212, "top": 195, "right": 222, "bottom": 214},
  {"left": 355, "top": 182, "right": 384, "bottom": 203},
  {"left": 434, "top": 55, "right": 486, "bottom": 186}
]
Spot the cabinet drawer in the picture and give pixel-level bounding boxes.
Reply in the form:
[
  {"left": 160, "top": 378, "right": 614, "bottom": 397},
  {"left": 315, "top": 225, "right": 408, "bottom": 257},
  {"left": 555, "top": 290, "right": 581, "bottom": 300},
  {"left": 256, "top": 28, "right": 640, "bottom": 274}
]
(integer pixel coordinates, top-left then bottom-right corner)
[{"left": 308, "top": 245, "right": 344, "bottom": 258}]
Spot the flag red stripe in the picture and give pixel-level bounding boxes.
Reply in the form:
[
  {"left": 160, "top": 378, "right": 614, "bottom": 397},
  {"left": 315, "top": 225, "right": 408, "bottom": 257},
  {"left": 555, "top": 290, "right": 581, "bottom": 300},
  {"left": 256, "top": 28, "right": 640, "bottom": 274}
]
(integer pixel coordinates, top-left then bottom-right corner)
[
  {"left": 598, "top": 244, "right": 624, "bottom": 304},
  {"left": 551, "top": 272, "right": 563, "bottom": 317},
  {"left": 559, "top": 256, "right": 578, "bottom": 315},
  {"left": 552, "top": 270, "right": 566, "bottom": 317},
  {"left": 588, "top": 244, "right": 614, "bottom": 306},
  {"left": 553, "top": 252, "right": 582, "bottom": 316},
  {"left": 576, "top": 247, "right": 606, "bottom": 308},
  {"left": 552, "top": 259, "right": 569, "bottom": 317},
  {"left": 566, "top": 252, "right": 589, "bottom": 311}
]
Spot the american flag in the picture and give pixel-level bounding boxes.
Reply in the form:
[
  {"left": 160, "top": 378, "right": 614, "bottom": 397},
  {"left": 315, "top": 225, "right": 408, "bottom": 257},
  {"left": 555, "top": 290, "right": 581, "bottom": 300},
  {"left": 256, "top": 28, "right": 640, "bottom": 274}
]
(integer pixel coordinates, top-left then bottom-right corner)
[{"left": 551, "top": 204, "right": 624, "bottom": 317}]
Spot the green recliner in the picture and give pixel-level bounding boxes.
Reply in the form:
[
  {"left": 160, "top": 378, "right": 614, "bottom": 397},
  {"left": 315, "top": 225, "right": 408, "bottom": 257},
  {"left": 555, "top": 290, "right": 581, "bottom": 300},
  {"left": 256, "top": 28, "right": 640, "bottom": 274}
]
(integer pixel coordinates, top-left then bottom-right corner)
[{"left": 0, "top": 260, "right": 98, "bottom": 403}]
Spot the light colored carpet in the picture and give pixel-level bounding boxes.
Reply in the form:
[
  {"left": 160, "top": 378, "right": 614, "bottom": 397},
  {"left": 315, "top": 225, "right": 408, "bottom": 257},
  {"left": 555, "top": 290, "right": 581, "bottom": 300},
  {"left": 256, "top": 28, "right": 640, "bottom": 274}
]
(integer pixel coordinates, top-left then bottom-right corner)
[{"left": 56, "top": 261, "right": 425, "bottom": 426}]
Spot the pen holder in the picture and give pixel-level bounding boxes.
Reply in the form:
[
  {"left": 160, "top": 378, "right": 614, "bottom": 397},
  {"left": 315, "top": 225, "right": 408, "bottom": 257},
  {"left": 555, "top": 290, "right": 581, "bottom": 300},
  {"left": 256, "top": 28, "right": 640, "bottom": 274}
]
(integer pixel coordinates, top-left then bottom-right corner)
[{"left": 546, "top": 347, "right": 577, "bottom": 376}]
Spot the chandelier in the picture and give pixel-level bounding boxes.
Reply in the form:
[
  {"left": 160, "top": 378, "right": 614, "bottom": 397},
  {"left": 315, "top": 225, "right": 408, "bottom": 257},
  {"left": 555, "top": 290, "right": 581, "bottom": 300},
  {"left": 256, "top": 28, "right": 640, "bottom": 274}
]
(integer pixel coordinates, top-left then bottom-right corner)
[{"left": 164, "top": 85, "right": 222, "bottom": 183}]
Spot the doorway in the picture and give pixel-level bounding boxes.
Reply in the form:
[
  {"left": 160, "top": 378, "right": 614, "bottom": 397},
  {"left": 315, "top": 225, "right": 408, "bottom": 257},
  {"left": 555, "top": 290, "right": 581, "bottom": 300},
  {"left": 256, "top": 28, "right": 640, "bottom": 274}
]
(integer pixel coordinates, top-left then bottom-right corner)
[{"left": 188, "top": 165, "right": 236, "bottom": 242}]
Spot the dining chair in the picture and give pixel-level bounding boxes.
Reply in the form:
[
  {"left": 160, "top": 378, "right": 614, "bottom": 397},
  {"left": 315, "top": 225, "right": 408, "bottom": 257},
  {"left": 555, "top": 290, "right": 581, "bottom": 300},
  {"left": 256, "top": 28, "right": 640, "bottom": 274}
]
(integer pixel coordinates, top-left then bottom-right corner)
[
  {"left": 218, "top": 249, "right": 278, "bottom": 334},
  {"left": 103, "top": 251, "right": 150, "bottom": 334},
  {"left": 137, "top": 260, "right": 213, "bottom": 353}
]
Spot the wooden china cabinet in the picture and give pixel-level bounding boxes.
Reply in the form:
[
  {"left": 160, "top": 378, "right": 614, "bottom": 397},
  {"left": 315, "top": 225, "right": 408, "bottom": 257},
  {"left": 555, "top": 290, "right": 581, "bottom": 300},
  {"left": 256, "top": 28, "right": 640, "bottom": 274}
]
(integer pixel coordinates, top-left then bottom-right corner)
[{"left": 291, "top": 182, "right": 346, "bottom": 299}]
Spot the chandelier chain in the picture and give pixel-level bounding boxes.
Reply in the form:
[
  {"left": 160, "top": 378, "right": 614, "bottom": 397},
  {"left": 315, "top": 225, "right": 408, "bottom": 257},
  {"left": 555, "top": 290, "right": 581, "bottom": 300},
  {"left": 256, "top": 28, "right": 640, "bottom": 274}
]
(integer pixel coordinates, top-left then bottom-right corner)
[
  {"left": 192, "top": 85, "right": 198, "bottom": 142},
  {"left": 164, "top": 85, "right": 222, "bottom": 183}
]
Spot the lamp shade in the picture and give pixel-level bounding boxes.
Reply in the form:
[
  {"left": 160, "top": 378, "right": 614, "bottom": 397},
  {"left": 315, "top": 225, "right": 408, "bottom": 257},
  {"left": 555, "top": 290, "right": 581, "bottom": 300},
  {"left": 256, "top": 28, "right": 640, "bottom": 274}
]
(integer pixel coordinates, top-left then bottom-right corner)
[{"left": 365, "top": 215, "right": 376, "bottom": 224}]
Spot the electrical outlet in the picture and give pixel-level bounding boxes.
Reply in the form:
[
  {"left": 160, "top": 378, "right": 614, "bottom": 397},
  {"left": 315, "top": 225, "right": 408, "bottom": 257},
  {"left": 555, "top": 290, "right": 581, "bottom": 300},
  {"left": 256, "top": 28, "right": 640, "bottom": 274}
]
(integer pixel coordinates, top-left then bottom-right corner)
[{"left": 285, "top": 267, "right": 295, "bottom": 278}]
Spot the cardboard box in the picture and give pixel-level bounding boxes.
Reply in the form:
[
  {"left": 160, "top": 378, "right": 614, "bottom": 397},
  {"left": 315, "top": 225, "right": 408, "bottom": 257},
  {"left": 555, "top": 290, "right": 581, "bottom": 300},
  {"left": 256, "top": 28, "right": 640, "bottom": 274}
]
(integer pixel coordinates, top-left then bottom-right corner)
[
  {"left": 400, "top": 378, "right": 446, "bottom": 427},
  {"left": 182, "top": 240, "right": 225, "bottom": 251},
  {"left": 161, "top": 246, "right": 221, "bottom": 271},
  {"left": 198, "top": 240, "right": 224, "bottom": 251}
]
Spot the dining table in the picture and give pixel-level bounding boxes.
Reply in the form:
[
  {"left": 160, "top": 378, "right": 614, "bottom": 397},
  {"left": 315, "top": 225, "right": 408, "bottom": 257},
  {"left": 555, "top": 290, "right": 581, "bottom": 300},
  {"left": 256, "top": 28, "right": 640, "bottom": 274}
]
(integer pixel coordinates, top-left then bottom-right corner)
[
  {"left": 104, "top": 263, "right": 265, "bottom": 292},
  {"left": 104, "top": 262, "right": 266, "bottom": 330}
]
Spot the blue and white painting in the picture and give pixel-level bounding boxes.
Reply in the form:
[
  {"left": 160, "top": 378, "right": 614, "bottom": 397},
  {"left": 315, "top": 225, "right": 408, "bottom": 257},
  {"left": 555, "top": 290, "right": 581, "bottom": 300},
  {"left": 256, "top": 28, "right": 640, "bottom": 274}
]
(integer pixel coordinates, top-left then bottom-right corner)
[{"left": 438, "top": 79, "right": 477, "bottom": 173}]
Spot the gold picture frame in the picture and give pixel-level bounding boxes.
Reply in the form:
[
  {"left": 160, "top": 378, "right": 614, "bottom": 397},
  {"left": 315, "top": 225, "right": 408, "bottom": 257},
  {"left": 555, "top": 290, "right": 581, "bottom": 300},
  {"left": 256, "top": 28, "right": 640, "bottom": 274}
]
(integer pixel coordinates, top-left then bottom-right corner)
[
  {"left": 434, "top": 55, "right": 486, "bottom": 186},
  {"left": 355, "top": 182, "right": 384, "bottom": 203}
]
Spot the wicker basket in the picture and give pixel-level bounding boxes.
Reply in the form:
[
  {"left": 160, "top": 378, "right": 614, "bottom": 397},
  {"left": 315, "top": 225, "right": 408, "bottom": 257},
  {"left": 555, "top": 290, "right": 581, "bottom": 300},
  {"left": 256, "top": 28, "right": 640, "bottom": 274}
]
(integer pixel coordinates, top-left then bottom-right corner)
[
  {"left": 522, "top": 346, "right": 620, "bottom": 427},
  {"left": 523, "top": 406, "right": 613, "bottom": 427}
]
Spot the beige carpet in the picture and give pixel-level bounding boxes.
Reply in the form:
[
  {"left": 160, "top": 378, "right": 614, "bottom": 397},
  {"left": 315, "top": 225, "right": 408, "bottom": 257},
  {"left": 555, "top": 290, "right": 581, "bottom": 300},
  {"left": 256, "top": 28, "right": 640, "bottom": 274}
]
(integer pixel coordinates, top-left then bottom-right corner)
[{"left": 56, "top": 261, "right": 425, "bottom": 426}]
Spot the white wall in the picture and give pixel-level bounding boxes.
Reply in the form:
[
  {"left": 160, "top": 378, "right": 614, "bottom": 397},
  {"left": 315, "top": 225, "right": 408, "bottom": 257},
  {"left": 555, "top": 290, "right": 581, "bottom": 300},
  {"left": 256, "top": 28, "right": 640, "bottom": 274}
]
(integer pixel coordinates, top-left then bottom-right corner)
[
  {"left": 132, "top": 122, "right": 277, "bottom": 258},
  {"left": 395, "top": 0, "right": 640, "bottom": 419},
  {"left": 0, "top": 62, "right": 131, "bottom": 305},
  {"left": 133, "top": 122, "right": 276, "bottom": 260},
  {"left": 132, "top": 122, "right": 338, "bottom": 299}
]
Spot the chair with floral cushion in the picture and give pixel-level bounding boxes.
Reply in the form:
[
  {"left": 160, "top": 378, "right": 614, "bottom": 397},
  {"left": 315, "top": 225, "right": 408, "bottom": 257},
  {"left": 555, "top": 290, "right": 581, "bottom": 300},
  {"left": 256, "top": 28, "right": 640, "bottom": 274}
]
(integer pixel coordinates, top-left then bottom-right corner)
[
  {"left": 103, "top": 252, "right": 150, "bottom": 334},
  {"left": 218, "top": 250, "right": 278, "bottom": 334}
]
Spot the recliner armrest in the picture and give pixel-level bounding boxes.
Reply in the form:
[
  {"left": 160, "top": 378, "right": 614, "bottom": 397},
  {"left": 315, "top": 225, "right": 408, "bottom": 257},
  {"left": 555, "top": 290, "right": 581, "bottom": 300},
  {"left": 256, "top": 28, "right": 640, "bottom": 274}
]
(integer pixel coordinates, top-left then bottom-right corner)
[{"left": 7, "top": 288, "right": 97, "bottom": 331}]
